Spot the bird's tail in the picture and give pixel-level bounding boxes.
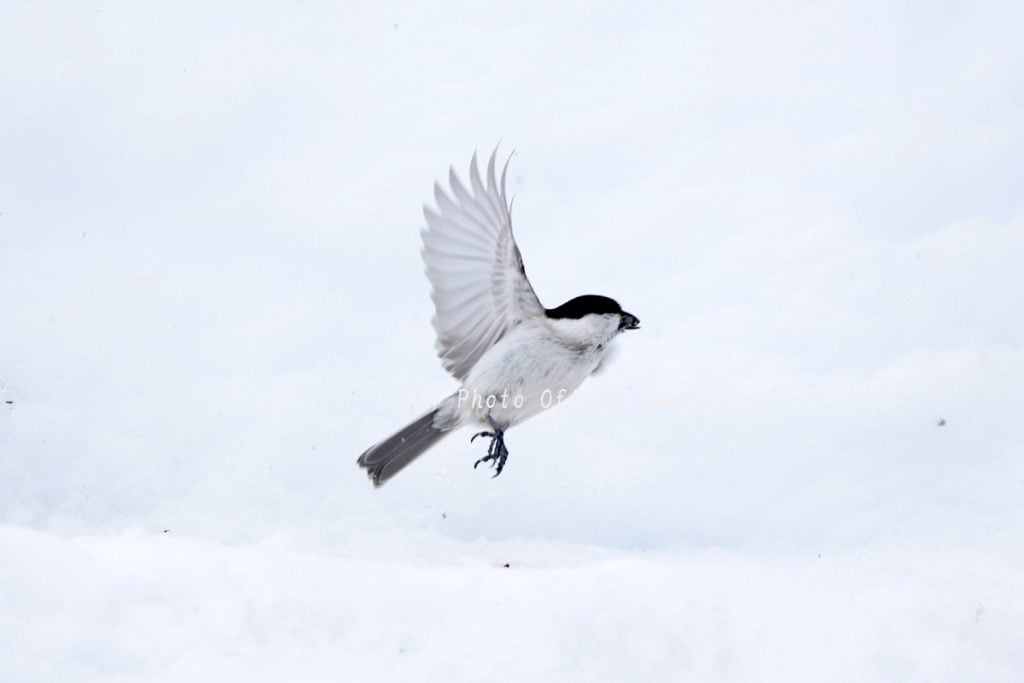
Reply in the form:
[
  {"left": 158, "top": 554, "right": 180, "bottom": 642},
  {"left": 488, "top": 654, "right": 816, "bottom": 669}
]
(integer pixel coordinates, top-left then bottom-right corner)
[{"left": 357, "top": 403, "right": 451, "bottom": 487}]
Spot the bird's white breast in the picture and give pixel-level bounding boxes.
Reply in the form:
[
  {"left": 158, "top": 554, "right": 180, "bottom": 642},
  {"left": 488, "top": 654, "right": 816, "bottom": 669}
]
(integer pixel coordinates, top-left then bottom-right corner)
[{"left": 450, "top": 315, "right": 620, "bottom": 429}]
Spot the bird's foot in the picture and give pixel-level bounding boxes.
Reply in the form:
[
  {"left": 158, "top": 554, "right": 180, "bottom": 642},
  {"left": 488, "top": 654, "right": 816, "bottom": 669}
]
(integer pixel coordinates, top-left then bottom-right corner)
[{"left": 470, "top": 416, "right": 510, "bottom": 477}]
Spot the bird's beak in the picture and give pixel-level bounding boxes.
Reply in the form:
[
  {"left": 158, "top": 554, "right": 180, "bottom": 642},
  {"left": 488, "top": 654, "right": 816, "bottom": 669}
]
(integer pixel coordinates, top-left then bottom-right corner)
[{"left": 620, "top": 311, "right": 640, "bottom": 331}]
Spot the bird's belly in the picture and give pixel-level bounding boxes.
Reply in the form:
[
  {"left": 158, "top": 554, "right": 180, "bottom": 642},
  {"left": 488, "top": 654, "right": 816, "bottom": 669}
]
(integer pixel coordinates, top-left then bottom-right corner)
[{"left": 456, "top": 336, "right": 603, "bottom": 429}]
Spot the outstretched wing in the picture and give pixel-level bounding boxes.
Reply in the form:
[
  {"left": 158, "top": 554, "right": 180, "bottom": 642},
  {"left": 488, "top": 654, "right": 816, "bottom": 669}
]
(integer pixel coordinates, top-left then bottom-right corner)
[{"left": 422, "top": 149, "right": 544, "bottom": 380}]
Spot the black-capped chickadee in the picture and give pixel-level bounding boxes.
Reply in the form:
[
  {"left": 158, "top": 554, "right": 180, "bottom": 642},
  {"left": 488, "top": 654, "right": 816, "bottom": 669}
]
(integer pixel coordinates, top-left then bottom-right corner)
[{"left": 357, "top": 150, "right": 639, "bottom": 486}]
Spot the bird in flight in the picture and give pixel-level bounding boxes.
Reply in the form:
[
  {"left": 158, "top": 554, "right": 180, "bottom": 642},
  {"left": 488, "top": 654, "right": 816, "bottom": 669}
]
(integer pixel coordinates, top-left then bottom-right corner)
[{"left": 357, "top": 149, "right": 639, "bottom": 487}]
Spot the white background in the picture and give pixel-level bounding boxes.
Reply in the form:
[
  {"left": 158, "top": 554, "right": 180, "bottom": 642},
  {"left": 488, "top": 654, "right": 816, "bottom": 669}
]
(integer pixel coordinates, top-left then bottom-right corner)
[{"left": 2, "top": 1, "right": 1022, "bottom": 680}]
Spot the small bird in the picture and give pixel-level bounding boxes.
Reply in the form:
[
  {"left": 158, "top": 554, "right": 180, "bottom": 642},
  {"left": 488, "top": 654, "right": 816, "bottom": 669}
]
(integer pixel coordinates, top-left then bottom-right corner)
[{"left": 357, "top": 149, "right": 639, "bottom": 487}]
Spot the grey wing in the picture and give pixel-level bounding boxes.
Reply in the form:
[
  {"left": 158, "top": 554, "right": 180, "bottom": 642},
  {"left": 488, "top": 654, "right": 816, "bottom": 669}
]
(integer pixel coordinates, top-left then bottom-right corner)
[{"left": 421, "top": 149, "right": 545, "bottom": 380}]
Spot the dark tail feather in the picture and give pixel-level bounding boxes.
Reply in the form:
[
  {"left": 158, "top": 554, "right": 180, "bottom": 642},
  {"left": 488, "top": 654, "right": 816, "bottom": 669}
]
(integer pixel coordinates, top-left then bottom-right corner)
[{"left": 357, "top": 406, "right": 449, "bottom": 487}]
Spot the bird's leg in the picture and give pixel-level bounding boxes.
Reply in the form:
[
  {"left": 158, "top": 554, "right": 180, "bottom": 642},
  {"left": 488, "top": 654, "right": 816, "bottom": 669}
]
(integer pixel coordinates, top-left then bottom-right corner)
[{"left": 471, "top": 414, "right": 510, "bottom": 477}]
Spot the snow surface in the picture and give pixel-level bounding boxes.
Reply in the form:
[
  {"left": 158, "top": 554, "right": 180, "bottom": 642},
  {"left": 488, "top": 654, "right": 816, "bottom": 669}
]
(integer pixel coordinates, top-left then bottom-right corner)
[{"left": 2, "top": 1, "right": 1023, "bottom": 681}]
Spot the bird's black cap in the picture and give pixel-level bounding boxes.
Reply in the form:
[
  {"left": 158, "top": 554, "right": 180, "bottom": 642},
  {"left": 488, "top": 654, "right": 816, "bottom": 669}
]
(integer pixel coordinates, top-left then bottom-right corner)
[{"left": 545, "top": 295, "right": 623, "bottom": 319}]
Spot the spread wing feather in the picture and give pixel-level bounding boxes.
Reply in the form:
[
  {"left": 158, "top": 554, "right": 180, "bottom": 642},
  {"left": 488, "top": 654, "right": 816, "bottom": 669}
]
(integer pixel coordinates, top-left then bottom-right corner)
[{"left": 421, "top": 149, "right": 544, "bottom": 380}]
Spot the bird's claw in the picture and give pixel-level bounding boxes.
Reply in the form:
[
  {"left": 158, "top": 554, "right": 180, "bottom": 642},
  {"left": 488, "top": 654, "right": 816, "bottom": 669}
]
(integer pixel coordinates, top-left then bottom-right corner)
[
  {"left": 473, "top": 448, "right": 508, "bottom": 476},
  {"left": 470, "top": 422, "right": 509, "bottom": 476}
]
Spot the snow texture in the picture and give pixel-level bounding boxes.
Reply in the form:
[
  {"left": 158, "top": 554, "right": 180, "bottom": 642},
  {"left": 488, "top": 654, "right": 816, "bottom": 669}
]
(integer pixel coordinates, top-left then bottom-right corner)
[{"left": 1, "top": 1, "right": 1022, "bottom": 681}]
